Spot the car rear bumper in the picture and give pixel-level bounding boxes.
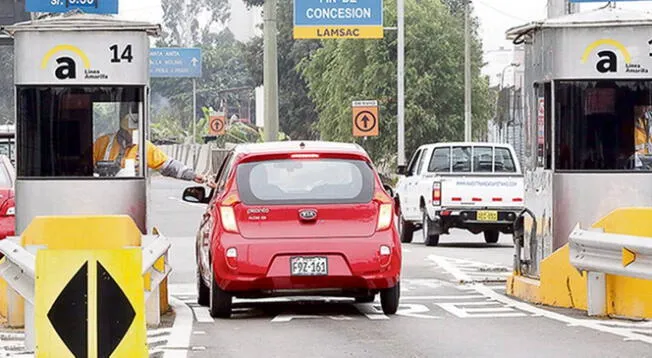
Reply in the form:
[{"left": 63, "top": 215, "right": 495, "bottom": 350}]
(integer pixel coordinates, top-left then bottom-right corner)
[{"left": 211, "top": 230, "right": 401, "bottom": 294}]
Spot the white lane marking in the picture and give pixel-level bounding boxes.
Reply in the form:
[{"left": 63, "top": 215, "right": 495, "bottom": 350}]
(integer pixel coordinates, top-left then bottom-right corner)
[
  {"left": 474, "top": 284, "right": 652, "bottom": 344},
  {"left": 427, "top": 255, "right": 471, "bottom": 282},
  {"left": 354, "top": 304, "right": 390, "bottom": 320},
  {"left": 162, "top": 297, "right": 193, "bottom": 358},
  {"left": 191, "top": 306, "right": 215, "bottom": 323},
  {"left": 271, "top": 314, "right": 323, "bottom": 322},
  {"left": 436, "top": 301, "right": 527, "bottom": 318},
  {"left": 401, "top": 295, "right": 486, "bottom": 300},
  {"left": 396, "top": 304, "right": 440, "bottom": 319}
]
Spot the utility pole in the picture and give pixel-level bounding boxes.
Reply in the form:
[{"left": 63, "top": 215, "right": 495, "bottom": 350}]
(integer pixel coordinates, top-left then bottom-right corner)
[
  {"left": 464, "top": 0, "right": 472, "bottom": 142},
  {"left": 397, "top": 0, "right": 405, "bottom": 166},
  {"left": 263, "top": 0, "right": 279, "bottom": 142}
]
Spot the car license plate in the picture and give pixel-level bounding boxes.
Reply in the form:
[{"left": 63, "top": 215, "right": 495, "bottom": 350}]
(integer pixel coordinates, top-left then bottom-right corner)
[
  {"left": 290, "top": 256, "right": 328, "bottom": 276},
  {"left": 477, "top": 210, "right": 498, "bottom": 221}
]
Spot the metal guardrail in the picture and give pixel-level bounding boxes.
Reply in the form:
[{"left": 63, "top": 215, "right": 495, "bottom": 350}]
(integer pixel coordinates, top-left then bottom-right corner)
[
  {"left": 569, "top": 224, "right": 652, "bottom": 281},
  {"left": 568, "top": 223, "right": 652, "bottom": 316},
  {"left": 0, "top": 233, "right": 172, "bottom": 351}
]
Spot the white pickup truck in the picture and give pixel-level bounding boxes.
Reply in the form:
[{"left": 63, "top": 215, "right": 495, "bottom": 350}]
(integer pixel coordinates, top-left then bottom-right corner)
[{"left": 394, "top": 142, "right": 525, "bottom": 246}]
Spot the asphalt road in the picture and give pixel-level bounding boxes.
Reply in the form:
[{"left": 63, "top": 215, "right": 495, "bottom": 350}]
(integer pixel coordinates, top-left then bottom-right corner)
[{"left": 148, "top": 177, "right": 652, "bottom": 358}]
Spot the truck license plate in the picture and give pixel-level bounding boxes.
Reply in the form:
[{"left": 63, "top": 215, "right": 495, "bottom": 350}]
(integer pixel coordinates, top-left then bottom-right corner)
[
  {"left": 477, "top": 211, "right": 498, "bottom": 221},
  {"left": 290, "top": 256, "right": 328, "bottom": 276}
]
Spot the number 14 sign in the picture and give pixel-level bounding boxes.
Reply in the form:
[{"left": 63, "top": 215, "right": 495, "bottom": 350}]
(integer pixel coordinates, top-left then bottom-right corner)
[{"left": 26, "top": 0, "right": 119, "bottom": 14}]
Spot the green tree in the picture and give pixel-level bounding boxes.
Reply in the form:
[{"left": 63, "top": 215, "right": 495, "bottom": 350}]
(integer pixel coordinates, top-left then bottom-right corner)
[
  {"left": 300, "top": 0, "right": 493, "bottom": 166},
  {"left": 160, "top": 0, "right": 231, "bottom": 47},
  {"left": 241, "top": 0, "right": 322, "bottom": 140}
]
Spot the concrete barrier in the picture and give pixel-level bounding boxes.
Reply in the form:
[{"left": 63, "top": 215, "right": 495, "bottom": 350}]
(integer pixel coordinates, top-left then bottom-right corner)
[{"left": 507, "top": 207, "right": 652, "bottom": 320}]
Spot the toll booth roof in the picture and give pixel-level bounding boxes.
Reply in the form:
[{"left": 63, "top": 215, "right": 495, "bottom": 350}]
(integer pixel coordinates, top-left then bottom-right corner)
[
  {"left": 2, "top": 13, "right": 161, "bottom": 36},
  {"left": 506, "top": 6, "right": 652, "bottom": 40}
]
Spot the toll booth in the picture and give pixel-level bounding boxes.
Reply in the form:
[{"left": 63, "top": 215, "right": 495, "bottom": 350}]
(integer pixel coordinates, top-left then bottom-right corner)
[
  {"left": 4, "top": 15, "right": 161, "bottom": 235},
  {"left": 506, "top": 6, "right": 652, "bottom": 278}
]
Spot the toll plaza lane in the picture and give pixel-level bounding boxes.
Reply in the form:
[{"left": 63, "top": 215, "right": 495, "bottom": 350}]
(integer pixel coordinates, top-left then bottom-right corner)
[{"left": 148, "top": 177, "right": 652, "bottom": 358}]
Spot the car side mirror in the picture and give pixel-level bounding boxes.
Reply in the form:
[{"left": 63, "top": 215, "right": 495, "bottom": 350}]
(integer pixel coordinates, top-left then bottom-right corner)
[
  {"left": 383, "top": 184, "right": 394, "bottom": 197},
  {"left": 397, "top": 165, "right": 407, "bottom": 176},
  {"left": 183, "top": 186, "right": 208, "bottom": 204}
]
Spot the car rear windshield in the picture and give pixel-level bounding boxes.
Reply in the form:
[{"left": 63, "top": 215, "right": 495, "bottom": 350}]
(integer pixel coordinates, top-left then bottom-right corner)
[
  {"left": 236, "top": 158, "right": 375, "bottom": 205},
  {"left": 428, "top": 146, "right": 517, "bottom": 173}
]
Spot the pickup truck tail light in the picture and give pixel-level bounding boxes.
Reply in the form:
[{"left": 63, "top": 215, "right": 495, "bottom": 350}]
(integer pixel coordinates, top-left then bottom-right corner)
[{"left": 432, "top": 182, "right": 441, "bottom": 206}]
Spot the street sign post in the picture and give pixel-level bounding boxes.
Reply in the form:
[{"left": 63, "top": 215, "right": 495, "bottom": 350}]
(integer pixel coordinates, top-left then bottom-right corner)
[
  {"left": 25, "top": 0, "right": 119, "bottom": 14},
  {"left": 209, "top": 114, "right": 226, "bottom": 136},
  {"left": 150, "top": 47, "right": 202, "bottom": 164},
  {"left": 293, "top": 0, "right": 384, "bottom": 39},
  {"left": 352, "top": 100, "right": 379, "bottom": 137}
]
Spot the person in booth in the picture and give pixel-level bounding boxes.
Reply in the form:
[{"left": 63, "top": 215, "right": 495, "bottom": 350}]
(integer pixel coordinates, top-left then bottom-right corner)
[{"left": 92, "top": 111, "right": 214, "bottom": 187}]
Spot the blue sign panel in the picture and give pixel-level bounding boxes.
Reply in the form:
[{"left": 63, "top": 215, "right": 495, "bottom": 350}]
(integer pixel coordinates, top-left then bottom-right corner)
[
  {"left": 26, "top": 0, "right": 118, "bottom": 14},
  {"left": 149, "top": 48, "right": 202, "bottom": 78},
  {"left": 294, "top": 0, "right": 383, "bottom": 26}
]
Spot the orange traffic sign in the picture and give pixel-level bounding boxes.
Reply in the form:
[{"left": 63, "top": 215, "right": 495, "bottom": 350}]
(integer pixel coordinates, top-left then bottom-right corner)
[
  {"left": 209, "top": 115, "right": 225, "bottom": 135},
  {"left": 352, "top": 100, "right": 379, "bottom": 137}
]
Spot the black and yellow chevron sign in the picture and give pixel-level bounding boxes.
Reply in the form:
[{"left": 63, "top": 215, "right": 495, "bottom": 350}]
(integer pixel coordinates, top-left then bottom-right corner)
[{"left": 35, "top": 248, "right": 147, "bottom": 358}]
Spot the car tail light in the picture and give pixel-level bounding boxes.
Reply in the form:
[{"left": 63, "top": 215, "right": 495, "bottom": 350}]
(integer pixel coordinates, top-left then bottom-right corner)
[
  {"left": 432, "top": 182, "right": 441, "bottom": 206},
  {"left": 377, "top": 204, "right": 393, "bottom": 231},
  {"left": 513, "top": 197, "right": 524, "bottom": 203},
  {"left": 374, "top": 187, "right": 393, "bottom": 231},
  {"left": 220, "top": 192, "right": 240, "bottom": 233},
  {"left": 291, "top": 153, "right": 320, "bottom": 159}
]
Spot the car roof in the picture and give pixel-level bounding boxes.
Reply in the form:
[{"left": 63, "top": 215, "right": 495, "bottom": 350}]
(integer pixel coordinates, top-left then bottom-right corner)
[{"left": 233, "top": 141, "right": 369, "bottom": 156}]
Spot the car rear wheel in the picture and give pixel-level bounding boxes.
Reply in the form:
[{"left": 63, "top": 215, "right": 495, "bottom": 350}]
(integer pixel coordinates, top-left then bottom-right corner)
[
  {"left": 484, "top": 230, "right": 500, "bottom": 244},
  {"left": 398, "top": 212, "right": 415, "bottom": 243},
  {"left": 197, "top": 268, "right": 209, "bottom": 306},
  {"left": 422, "top": 210, "right": 440, "bottom": 247},
  {"left": 209, "top": 264, "right": 232, "bottom": 318},
  {"left": 380, "top": 281, "right": 400, "bottom": 314},
  {"left": 355, "top": 294, "right": 376, "bottom": 303}
]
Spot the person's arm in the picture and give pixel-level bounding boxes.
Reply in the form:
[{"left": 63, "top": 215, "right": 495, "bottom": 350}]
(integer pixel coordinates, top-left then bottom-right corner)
[{"left": 146, "top": 141, "right": 206, "bottom": 183}]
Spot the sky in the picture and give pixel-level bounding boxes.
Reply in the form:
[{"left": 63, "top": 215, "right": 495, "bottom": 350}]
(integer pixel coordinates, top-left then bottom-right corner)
[{"left": 116, "top": 0, "right": 652, "bottom": 61}]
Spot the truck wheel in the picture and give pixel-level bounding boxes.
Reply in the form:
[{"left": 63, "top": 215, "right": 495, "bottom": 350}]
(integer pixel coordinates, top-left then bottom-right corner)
[
  {"left": 422, "top": 210, "right": 440, "bottom": 247},
  {"left": 380, "top": 282, "right": 400, "bottom": 314},
  {"left": 399, "top": 213, "right": 415, "bottom": 243},
  {"left": 484, "top": 230, "right": 500, "bottom": 244}
]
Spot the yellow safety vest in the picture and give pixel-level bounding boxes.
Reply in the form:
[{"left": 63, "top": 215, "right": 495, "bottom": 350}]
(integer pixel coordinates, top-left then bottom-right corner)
[{"left": 93, "top": 133, "right": 169, "bottom": 170}]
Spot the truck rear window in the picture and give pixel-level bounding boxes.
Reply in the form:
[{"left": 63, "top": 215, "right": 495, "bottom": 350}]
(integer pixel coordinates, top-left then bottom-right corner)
[
  {"left": 427, "top": 146, "right": 517, "bottom": 173},
  {"left": 236, "top": 158, "right": 375, "bottom": 205}
]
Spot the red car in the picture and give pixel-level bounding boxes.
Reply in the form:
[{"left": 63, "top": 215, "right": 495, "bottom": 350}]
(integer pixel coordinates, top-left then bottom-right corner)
[
  {"left": 0, "top": 155, "right": 15, "bottom": 240},
  {"left": 183, "top": 141, "right": 402, "bottom": 318}
]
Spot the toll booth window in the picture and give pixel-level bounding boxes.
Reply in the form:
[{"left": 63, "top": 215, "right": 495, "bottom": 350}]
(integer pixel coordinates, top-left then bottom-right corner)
[
  {"left": 17, "top": 86, "right": 145, "bottom": 178},
  {"left": 555, "top": 80, "right": 652, "bottom": 171}
]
